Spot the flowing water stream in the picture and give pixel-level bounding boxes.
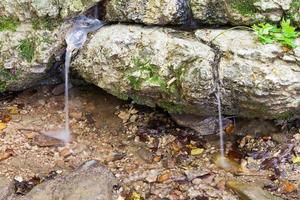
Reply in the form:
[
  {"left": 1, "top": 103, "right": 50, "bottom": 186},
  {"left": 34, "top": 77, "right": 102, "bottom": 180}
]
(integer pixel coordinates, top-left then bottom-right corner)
[{"left": 42, "top": 16, "right": 105, "bottom": 143}]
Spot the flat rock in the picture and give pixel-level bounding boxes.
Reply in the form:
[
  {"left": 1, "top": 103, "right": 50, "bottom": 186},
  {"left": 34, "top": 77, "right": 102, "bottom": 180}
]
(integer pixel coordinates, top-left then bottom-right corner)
[
  {"left": 20, "top": 160, "right": 118, "bottom": 200},
  {"left": 0, "top": 176, "right": 14, "bottom": 200},
  {"left": 226, "top": 180, "right": 283, "bottom": 200},
  {"left": 171, "top": 114, "right": 232, "bottom": 135}
]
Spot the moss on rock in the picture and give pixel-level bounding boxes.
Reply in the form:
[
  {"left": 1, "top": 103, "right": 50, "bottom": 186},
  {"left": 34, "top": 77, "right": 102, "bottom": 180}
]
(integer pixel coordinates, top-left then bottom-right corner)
[
  {"left": 18, "top": 38, "right": 36, "bottom": 62},
  {"left": 226, "top": 0, "right": 258, "bottom": 16},
  {"left": 0, "top": 17, "right": 20, "bottom": 32}
]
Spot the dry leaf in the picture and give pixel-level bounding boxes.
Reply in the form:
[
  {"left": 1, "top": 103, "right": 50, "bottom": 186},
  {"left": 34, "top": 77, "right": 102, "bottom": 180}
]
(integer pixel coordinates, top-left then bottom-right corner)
[
  {"left": 8, "top": 106, "right": 19, "bottom": 115},
  {"left": 157, "top": 170, "right": 171, "bottom": 183},
  {"left": 292, "top": 156, "right": 300, "bottom": 164},
  {"left": 281, "top": 180, "right": 296, "bottom": 193},
  {"left": 191, "top": 148, "right": 204, "bottom": 156},
  {"left": 0, "top": 122, "right": 7, "bottom": 131},
  {"left": 131, "top": 192, "right": 141, "bottom": 200},
  {"left": 1, "top": 115, "right": 11, "bottom": 123}
]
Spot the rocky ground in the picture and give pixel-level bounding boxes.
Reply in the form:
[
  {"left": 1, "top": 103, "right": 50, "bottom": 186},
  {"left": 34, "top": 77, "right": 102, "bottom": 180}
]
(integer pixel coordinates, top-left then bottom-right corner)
[{"left": 0, "top": 84, "right": 299, "bottom": 200}]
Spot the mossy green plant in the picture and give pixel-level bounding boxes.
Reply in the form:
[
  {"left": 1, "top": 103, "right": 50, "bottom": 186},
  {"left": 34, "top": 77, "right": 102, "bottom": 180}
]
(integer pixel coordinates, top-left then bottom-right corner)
[
  {"left": 158, "top": 101, "right": 186, "bottom": 114},
  {"left": 275, "top": 110, "right": 296, "bottom": 120},
  {"left": 287, "top": 0, "right": 300, "bottom": 22},
  {"left": 227, "top": 0, "right": 258, "bottom": 16},
  {"left": 127, "top": 58, "right": 167, "bottom": 91},
  {"left": 18, "top": 38, "right": 36, "bottom": 62},
  {"left": 252, "top": 19, "right": 300, "bottom": 48},
  {"left": 32, "top": 17, "right": 60, "bottom": 31},
  {"left": 0, "top": 17, "right": 20, "bottom": 32},
  {"left": 0, "top": 67, "right": 18, "bottom": 92}
]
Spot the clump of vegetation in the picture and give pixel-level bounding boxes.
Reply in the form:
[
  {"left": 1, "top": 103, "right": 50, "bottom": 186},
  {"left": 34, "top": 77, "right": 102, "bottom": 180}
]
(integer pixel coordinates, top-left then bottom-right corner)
[
  {"left": 0, "top": 17, "right": 20, "bottom": 32},
  {"left": 32, "top": 17, "right": 59, "bottom": 31},
  {"left": 287, "top": 0, "right": 300, "bottom": 22},
  {"left": 252, "top": 19, "right": 299, "bottom": 48},
  {"left": 227, "top": 0, "right": 258, "bottom": 16},
  {"left": 18, "top": 38, "right": 36, "bottom": 62},
  {"left": 128, "top": 58, "right": 167, "bottom": 91},
  {"left": 0, "top": 67, "right": 18, "bottom": 92}
]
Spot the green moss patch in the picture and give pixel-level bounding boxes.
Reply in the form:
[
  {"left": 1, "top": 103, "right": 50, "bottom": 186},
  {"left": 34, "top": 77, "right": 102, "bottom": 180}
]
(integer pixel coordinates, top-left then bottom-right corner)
[
  {"left": 227, "top": 0, "right": 258, "bottom": 16},
  {"left": 0, "top": 17, "right": 20, "bottom": 32},
  {"left": 287, "top": 0, "right": 300, "bottom": 22},
  {"left": 0, "top": 67, "right": 18, "bottom": 92},
  {"left": 18, "top": 38, "right": 36, "bottom": 62},
  {"left": 127, "top": 58, "right": 167, "bottom": 91},
  {"left": 32, "top": 17, "right": 60, "bottom": 30}
]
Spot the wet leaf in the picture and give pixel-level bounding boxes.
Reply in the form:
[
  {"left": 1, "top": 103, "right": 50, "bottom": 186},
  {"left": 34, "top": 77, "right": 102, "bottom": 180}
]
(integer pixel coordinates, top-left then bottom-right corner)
[
  {"left": 224, "top": 123, "right": 235, "bottom": 135},
  {"left": 281, "top": 180, "right": 296, "bottom": 193},
  {"left": 226, "top": 180, "right": 283, "bottom": 200},
  {"left": 191, "top": 148, "right": 204, "bottom": 156},
  {"left": 0, "top": 122, "right": 7, "bottom": 131},
  {"left": 292, "top": 156, "right": 300, "bottom": 164},
  {"left": 215, "top": 155, "right": 242, "bottom": 173}
]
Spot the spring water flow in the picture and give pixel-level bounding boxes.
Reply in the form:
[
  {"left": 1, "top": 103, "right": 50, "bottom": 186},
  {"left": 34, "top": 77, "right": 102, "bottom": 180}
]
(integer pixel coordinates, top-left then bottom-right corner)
[{"left": 42, "top": 16, "right": 105, "bottom": 143}]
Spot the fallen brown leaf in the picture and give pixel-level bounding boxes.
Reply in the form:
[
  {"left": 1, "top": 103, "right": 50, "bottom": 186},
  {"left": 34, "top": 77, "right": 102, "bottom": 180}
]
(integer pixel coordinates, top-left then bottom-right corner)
[{"left": 157, "top": 170, "right": 171, "bottom": 183}]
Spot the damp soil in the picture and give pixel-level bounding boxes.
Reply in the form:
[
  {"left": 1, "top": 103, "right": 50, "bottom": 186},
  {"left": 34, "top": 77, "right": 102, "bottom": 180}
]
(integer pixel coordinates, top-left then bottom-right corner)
[{"left": 0, "top": 85, "right": 299, "bottom": 200}]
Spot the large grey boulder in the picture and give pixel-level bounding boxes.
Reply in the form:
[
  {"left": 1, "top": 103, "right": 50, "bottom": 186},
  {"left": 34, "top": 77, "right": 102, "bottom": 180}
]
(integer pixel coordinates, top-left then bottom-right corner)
[
  {"left": 103, "top": 0, "right": 300, "bottom": 27},
  {"left": 190, "top": 0, "right": 290, "bottom": 25},
  {"left": 0, "top": 23, "right": 67, "bottom": 92},
  {"left": 72, "top": 24, "right": 217, "bottom": 116},
  {"left": 20, "top": 160, "right": 118, "bottom": 200},
  {"left": 196, "top": 29, "right": 300, "bottom": 119},
  {"left": 0, "top": 0, "right": 102, "bottom": 21},
  {"left": 105, "top": 0, "right": 190, "bottom": 25},
  {"left": 73, "top": 24, "right": 300, "bottom": 119}
]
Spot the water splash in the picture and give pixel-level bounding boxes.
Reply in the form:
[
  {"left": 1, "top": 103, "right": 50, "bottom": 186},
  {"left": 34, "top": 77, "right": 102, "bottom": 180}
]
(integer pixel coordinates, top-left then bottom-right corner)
[
  {"left": 42, "top": 16, "right": 105, "bottom": 144},
  {"left": 216, "top": 84, "right": 225, "bottom": 159}
]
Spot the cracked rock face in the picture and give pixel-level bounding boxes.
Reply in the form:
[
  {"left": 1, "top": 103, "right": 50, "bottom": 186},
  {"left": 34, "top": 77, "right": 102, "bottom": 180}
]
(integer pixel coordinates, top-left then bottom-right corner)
[
  {"left": 105, "top": 0, "right": 190, "bottom": 25},
  {"left": 72, "top": 24, "right": 217, "bottom": 116},
  {"left": 0, "top": 0, "right": 102, "bottom": 21},
  {"left": 73, "top": 25, "right": 300, "bottom": 119},
  {"left": 0, "top": 23, "right": 67, "bottom": 91},
  {"left": 196, "top": 29, "right": 300, "bottom": 118}
]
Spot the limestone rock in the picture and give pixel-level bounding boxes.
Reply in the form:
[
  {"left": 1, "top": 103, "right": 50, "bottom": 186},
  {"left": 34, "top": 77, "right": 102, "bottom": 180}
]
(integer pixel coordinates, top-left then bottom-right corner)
[
  {"left": 73, "top": 24, "right": 300, "bottom": 119},
  {"left": 0, "top": 23, "right": 67, "bottom": 92},
  {"left": 105, "top": 0, "right": 190, "bottom": 25},
  {"left": 72, "top": 24, "right": 216, "bottom": 116},
  {"left": 0, "top": 176, "right": 14, "bottom": 200},
  {"left": 0, "top": 0, "right": 102, "bottom": 21},
  {"left": 20, "top": 160, "right": 118, "bottom": 200},
  {"left": 195, "top": 29, "right": 300, "bottom": 118},
  {"left": 190, "top": 0, "right": 291, "bottom": 26}
]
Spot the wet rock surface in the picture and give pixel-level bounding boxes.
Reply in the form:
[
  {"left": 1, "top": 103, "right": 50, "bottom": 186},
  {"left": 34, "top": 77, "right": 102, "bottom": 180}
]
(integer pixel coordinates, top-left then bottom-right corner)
[{"left": 0, "top": 85, "right": 299, "bottom": 199}]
